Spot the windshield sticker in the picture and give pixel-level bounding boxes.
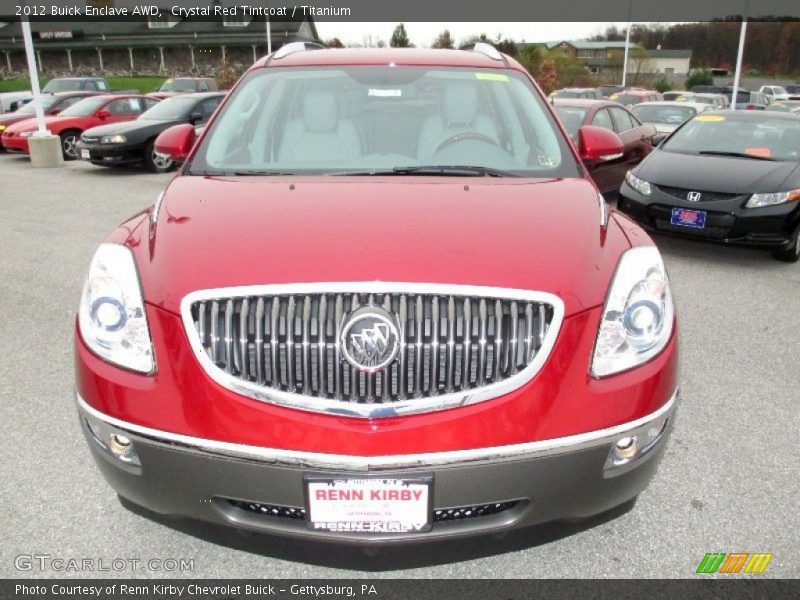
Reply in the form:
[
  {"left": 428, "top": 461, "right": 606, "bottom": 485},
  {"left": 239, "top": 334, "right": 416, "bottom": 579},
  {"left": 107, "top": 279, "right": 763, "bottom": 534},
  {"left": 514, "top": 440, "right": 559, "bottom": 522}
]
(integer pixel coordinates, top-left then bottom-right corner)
[
  {"left": 609, "top": 93, "right": 619, "bottom": 99},
  {"left": 744, "top": 147, "right": 772, "bottom": 158},
  {"left": 368, "top": 89, "right": 402, "bottom": 97},
  {"left": 475, "top": 72, "right": 509, "bottom": 82},
  {"left": 695, "top": 114, "right": 725, "bottom": 122},
  {"left": 538, "top": 155, "right": 557, "bottom": 167}
]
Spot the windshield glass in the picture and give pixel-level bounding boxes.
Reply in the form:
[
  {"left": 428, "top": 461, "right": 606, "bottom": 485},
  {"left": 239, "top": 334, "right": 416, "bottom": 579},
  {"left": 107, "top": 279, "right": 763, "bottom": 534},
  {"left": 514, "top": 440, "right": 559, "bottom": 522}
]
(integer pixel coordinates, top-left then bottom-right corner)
[
  {"left": 661, "top": 114, "right": 800, "bottom": 161},
  {"left": 159, "top": 79, "right": 197, "bottom": 92},
  {"left": 190, "top": 66, "right": 577, "bottom": 177},
  {"left": 631, "top": 104, "right": 697, "bottom": 125},
  {"left": 553, "top": 105, "right": 587, "bottom": 140},
  {"left": 42, "top": 80, "right": 84, "bottom": 93},
  {"left": 610, "top": 94, "right": 643, "bottom": 106},
  {"left": 552, "top": 90, "right": 582, "bottom": 98},
  {"left": 140, "top": 96, "right": 195, "bottom": 120},
  {"left": 58, "top": 96, "right": 107, "bottom": 117},
  {"left": 17, "top": 95, "right": 60, "bottom": 113}
]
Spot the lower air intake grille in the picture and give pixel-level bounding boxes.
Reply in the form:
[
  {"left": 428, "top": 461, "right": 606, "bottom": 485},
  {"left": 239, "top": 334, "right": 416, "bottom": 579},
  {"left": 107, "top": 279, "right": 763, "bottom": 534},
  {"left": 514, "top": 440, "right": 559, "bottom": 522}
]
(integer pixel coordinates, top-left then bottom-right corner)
[{"left": 184, "top": 285, "right": 560, "bottom": 416}]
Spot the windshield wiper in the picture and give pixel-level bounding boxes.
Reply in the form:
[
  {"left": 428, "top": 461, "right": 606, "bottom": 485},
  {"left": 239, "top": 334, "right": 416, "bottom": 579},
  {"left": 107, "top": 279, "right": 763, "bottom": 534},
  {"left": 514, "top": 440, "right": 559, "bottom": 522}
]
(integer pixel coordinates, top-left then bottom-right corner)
[
  {"left": 698, "top": 150, "right": 776, "bottom": 161},
  {"left": 330, "top": 165, "right": 519, "bottom": 177},
  {"left": 232, "top": 170, "right": 296, "bottom": 176}
]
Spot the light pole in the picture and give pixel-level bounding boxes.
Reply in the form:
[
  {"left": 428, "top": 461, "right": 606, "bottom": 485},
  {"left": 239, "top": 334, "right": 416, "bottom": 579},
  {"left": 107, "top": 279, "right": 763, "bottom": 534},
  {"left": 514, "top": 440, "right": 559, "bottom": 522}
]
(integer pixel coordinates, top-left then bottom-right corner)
[
  {"left": 621, "top": 0, "right": 633, "bottom": 88},
  {"left": 730, "top": 0, "right": 749, "bottom": 111}
]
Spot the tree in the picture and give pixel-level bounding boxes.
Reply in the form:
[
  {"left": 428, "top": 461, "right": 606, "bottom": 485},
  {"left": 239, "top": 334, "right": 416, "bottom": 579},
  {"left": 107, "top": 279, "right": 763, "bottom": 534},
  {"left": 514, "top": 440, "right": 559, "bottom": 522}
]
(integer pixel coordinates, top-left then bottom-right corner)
[
  {"left": 536, "top": 57, "right": 558, "bottom": 95},
  {"left": 432, "top": 30, "right": 454, "bottom": 49},
  {"left": 390, "top": 24, "right": 412, "bottom": 48},
  {"left": 494, "top": 35, "right": 517, "bottom": 57},
  {"left": 325, "top": 38, "right": 344, "bottom": 49},
  {"left": 516, "top": 45, "right": 543, "bottom": 77},
  {"left": 685, "top": 69, "right": 713, "bottom": 89},
  {"left": 654, "top": 74, "right": 672, "bottom": 93}
]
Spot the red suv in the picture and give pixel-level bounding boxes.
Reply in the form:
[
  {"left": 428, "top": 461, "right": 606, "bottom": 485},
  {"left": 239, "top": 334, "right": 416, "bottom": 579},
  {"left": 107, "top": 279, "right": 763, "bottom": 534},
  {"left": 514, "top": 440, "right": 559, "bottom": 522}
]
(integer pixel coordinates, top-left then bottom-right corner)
[
  {"left": 75, "top": 44, "right": 678, "bottom": 544},
  {"left": 2, "top": 94, "right": 157, "bottom": 159}
]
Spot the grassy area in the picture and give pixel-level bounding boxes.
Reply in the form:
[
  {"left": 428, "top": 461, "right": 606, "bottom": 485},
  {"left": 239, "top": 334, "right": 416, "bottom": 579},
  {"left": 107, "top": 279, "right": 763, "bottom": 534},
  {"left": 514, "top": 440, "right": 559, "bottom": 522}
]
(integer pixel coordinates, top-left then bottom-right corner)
[{"left": 0, "top": 76, "right": 166, "bottom": 93}]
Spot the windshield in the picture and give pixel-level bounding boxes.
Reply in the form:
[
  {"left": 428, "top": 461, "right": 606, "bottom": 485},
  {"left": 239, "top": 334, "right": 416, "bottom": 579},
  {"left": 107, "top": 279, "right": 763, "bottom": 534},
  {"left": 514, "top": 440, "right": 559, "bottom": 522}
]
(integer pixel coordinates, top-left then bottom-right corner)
[
  {"left": 766, "top": 101, "right": 800, "bottom": 113},
  {"left": 610, "top": 94, "right": 644, "bottom": 106},
  {"left": 553, "top": 105, "right": 587, "bottom": 140},
  {"left": 631, "top": 104, "right": 697, "bottom": 125},
  {"left": 16, "top": 95, "right": 59, "bottom": 114},
  {"left": 140, "top": 96, "right": 195, "bottom": 120},
  {"left": 190, "top": 66, "right": 577, "bottom": 177},
  {"left": 42, "top": 80, "right": 84, "bottom": 93},
  {"left": 552, "top": 90, "right": 582, "bottom": 99},
  {"left": 689, "top": 95, "right": 716, "bottom": 105},
  {"left": 58, "top": 96, "right": 107, "bottom": 117},
  {"left": 661, "top": 114, "right": 800, "bottom": 162},
  {"left": 159, "top": 79, "right": 197, "bottom": 92}
]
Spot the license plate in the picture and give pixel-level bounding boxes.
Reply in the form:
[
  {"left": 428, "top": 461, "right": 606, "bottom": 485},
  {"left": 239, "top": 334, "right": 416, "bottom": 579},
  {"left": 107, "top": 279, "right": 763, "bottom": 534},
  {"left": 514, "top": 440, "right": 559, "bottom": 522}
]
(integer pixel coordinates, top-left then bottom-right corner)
[
  {"left": 305, "top": 476, "right": 432, "bottom": 533},
  {"left": 80, "top": 149, "right": 90, "bottom": 159},
  {"left": 670, "top": 207, "right": 706, "bottom": 229}
]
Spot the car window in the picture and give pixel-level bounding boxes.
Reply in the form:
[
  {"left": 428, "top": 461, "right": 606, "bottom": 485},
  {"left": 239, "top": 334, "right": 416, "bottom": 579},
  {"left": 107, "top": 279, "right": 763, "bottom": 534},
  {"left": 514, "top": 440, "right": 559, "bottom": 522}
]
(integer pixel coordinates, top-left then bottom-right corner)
[
  {"left": 106, "top": 98, "right": 144, "bottom": 116},
  {"left": 631, "top": 104, "right": 697, "bottom": 125},
  {"left": 198, "top": 97, "right": 222, "bottom": 122},
  {"left": 592, "top": 108, "right": 614, "bottom": 131},
  {"left": 192, "top": 66, "right": 579, "bottom": 178},
  {"left": 609, "top": 107, "right": 635, "bottom": 132},
  {"left": 143, "top": 98, "right": 160, "bottom": 110},
  {"left": 96, "top": 80, "right": 109, "bottom": 91},
  {"left": 553, "top": 105, "right": 588, "bottom": 141},
  {"left": 58, "top": 96, "right": 85, "bottom": 110}
]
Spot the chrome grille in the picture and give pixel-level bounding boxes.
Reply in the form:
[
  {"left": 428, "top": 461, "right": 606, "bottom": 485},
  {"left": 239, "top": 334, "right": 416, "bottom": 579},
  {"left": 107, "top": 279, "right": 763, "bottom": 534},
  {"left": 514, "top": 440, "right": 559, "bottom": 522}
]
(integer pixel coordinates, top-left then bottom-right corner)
[{"left": 183, "top": 284, "right": 562, "bottom": 417}]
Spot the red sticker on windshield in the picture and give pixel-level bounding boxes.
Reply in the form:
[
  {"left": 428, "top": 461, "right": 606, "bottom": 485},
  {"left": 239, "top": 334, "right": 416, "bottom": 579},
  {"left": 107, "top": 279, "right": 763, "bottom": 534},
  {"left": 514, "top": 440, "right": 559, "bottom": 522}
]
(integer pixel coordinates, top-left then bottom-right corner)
[{"left": 745, "top": 147, "right": 771, "bottom": 158}]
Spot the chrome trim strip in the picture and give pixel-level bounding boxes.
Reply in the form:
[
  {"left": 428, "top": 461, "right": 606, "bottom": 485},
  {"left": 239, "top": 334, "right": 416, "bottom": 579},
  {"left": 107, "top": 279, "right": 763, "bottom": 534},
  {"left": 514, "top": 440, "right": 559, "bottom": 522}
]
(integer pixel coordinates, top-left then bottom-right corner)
[
  {"left": 179, "top": 283, "right": 566, "bottom": 419},
  {"left": 76, "top": 389, "right": 677, "bottom": 472}
]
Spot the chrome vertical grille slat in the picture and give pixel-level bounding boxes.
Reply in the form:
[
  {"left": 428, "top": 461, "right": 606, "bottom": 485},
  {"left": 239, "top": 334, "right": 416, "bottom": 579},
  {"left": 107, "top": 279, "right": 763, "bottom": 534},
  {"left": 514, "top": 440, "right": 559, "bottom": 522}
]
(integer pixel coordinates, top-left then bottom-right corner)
[{"left": 186, "top": 285, "right": 560, "bottom": 417}]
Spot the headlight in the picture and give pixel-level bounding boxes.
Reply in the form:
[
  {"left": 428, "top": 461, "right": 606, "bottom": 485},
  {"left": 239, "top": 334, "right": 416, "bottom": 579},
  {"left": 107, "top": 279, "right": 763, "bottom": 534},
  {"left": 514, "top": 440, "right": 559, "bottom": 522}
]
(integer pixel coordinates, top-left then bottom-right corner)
[
  {"left": 745, "top": 189, "right": 800, "bottom": 208},
  {"left": 624, "top": 171, "right": 652, "bottom": 196},
  {"left": 20, "top": 131, "right": 34, "bottom": 138},
  {"left": 101, "top": 134, "right": 127, "bottom": 144},
  {"left": 78, "top": 243, "right": 154, "bottom": 373},
  {"left": 592, "top": 246, "right": 674, "bottom": 377}
]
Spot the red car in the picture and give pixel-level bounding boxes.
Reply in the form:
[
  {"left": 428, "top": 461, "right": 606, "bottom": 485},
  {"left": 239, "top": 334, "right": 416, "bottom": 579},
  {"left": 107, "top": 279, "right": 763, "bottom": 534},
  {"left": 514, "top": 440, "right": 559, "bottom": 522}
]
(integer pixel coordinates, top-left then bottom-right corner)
[
  {"left": 75, "top": 44, "right": 678, "bottom": 544},
  {"left": 2, "top": 94, "right": 158, "bottom": 159},
  {"left": 553, "top": 98, "right": 657, "bottom": 195},
  {"left": 609, "top": 89, "right": 663, "bottom": 108},
  {"left": 0, "top": 92, "right": 99, "bottom": 148}
]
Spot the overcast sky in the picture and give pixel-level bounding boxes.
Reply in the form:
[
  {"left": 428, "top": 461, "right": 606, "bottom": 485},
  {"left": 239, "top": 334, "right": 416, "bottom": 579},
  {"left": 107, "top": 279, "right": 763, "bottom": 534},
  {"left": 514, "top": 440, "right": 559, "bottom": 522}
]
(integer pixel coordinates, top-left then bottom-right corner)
[{"left": 314, "top": 22, "right": 647, "bottom": 47}]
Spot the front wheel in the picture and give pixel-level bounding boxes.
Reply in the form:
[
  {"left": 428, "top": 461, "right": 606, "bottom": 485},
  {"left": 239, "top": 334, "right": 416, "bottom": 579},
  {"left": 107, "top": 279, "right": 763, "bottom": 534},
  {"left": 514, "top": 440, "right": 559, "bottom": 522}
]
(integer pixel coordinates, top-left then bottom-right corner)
[
  {"left": 772, "top": 225, "right": 800, "bottom": 263},
  {"left": 144, "top": 139, "right": 174, "bottom": 173},
  {"left": 60, "top": 130, "right": 80, "bottom": 160}
]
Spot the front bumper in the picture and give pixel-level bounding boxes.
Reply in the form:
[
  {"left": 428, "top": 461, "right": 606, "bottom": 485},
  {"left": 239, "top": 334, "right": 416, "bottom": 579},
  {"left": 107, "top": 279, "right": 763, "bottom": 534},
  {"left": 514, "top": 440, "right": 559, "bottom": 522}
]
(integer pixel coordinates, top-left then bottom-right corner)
[
  {"left": 77, "top": 389, "right": 677, "bottom": 543},
  {"left": 76, "top": 141, "right": 145, "bottom": 165},
  {"left": 618, "top": 182, "right": 800, "bottom": 249},
  {"left": 1, "top": 134, "right": 30, "bottom": 153}
]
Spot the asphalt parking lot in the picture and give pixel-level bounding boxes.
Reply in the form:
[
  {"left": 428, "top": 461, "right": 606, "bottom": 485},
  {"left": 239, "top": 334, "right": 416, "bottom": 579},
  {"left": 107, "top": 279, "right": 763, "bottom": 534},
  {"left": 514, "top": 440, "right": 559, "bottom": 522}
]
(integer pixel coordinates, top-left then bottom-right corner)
[{"left": 0, "top": 153, "right": 797, "bottom": 579}]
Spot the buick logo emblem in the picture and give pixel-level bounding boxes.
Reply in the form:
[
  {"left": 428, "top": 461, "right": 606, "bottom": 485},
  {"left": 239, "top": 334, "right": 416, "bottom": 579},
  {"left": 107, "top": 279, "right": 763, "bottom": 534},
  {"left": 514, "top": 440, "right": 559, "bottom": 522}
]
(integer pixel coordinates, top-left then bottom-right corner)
[
  {"left": 340, "top": 307, "right": 400, "bottom": 373},
  {"left": 686, "top": 191, "right": 702, "bottom": 202}
]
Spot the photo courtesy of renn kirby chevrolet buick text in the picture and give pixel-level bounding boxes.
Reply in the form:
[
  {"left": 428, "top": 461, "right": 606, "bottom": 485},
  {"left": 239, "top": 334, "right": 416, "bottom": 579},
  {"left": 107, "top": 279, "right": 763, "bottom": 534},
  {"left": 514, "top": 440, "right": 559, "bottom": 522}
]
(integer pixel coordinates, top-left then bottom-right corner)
[{"left": 74, "top": 43, "right": 678, "bottom": 543}]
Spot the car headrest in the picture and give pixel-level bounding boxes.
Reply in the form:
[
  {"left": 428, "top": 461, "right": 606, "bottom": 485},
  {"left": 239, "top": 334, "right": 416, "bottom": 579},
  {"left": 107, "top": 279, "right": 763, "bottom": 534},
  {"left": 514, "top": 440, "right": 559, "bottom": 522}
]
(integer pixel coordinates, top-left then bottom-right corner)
[
  {"left": 443, "top": 82, "right": 479, "bottom": 125},
  {"left": 303, "top": 92, "right": 338, "bottom": 133}
]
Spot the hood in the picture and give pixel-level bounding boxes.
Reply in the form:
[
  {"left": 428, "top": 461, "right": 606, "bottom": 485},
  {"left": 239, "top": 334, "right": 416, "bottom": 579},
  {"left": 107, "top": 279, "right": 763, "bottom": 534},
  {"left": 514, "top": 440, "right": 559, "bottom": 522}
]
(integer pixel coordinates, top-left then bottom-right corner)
[
  {"left": 6, "top": 114, "right": 81, "bottom": 133},
  {"left": 83, "top": 118, "right": 177, "bottom": 138},
  {"left": 128, "top": 177, "right": 632, "bottom": 317},
  {"left": 637, "top": 149, "right": 800, "bottom": 193}
]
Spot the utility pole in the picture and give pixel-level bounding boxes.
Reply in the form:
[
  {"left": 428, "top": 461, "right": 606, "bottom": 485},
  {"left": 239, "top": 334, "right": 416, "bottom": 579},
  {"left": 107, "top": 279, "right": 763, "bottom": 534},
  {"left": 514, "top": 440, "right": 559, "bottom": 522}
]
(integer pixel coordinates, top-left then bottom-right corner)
[
  {"left": 731, "top": 0, "right": 749, "bottom": 111},
  {"left": 621, "top": 0, "right": 633, "bottom": 88}
]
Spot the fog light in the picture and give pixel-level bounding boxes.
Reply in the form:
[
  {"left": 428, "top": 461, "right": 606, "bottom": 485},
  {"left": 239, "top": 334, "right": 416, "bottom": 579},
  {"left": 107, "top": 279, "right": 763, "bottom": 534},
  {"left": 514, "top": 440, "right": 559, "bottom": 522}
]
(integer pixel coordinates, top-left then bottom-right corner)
[
  {"left": 614, "top": 436, "right": 638, "bottom": 459},
  {"left": 108, "top": 434, "right": 131, "bottom": 456}
]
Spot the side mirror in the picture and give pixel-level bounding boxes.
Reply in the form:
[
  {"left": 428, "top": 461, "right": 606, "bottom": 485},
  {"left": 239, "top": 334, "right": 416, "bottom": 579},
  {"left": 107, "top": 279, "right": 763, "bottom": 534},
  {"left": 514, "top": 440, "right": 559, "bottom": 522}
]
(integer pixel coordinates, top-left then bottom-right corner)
[
  {"left": 652, "top": 133, "right": 667, "bottom": 147},
  {"left": 96, "top": 109, "right": 111, "bottom": 120},
  {"left": 188, "top": 112, "right": 203, "bottom": 125},
  {"left": 577, "top": 125, "right": 624, "bottom": 163},
  {"left": 154, "top": 123, "right": 196, "bottom": 164}
]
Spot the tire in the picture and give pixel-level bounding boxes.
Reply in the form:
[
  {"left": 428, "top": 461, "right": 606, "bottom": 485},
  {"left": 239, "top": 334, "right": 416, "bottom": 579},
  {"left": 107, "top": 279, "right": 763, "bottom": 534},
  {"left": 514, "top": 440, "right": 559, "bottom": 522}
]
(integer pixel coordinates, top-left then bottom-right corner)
[
  {"left": 772, "top": 225, "right": 800, "bottom": 263},
  {"left": 59, "top": 130, "right": 81, "bottom": 160},
  {"left": 144, "top": 139, "right": 174, "bottom": 173}
]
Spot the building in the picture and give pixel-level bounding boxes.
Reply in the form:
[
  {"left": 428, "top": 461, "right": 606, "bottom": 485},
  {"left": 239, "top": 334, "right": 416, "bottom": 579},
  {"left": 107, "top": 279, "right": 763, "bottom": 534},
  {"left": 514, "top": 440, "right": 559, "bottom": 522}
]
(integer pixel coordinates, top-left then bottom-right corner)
[{"left": 0, "top": 14, "right": 319, "bottom": 77}]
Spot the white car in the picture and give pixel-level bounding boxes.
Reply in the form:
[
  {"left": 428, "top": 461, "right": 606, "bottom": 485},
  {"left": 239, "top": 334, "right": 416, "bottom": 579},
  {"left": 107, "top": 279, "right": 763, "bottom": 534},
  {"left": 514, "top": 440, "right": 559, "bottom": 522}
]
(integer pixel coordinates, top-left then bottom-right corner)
[
  {"left": 0, "top": 91, "right": 32, "bottom": 113},
  {"left": 759, "top": 85, "right": 791, "bottom": 101},
  {"left": 630, "top": 101, "right": 715, "bottom": 135}
]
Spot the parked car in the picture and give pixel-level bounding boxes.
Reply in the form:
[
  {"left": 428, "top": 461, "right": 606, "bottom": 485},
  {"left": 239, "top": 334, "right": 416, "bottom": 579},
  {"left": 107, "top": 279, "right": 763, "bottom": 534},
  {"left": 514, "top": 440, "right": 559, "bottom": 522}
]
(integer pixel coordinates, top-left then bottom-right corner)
[
  {"left": 733, "top": 91, "right": 771, "bottom": 110},
  {"left": 0, "top": 90, "right": 32, "bottom": 113},
  {"left": 662, "top": 91, "right": 691, "bottom": 102},
  {"left": 75, "top": 44, "right": 678, "bottom": 544},
  {"left": 785, "top": 84, "right": 800, "bottom": 95},
  {"left": 619, "top": 111, "right": 800, "bottom": 261},
  {"left": 759, "top": 85, "right": 791, "bottom": 101},
  {"left": 77, "top": 92, "right": 224, "bottom": 172},
  {"left": 598, "top": 84, "right": 624, "bottom": 98},
  {"left": 608, "top": 89, "right": 662, "bottom": 108},
  {"left": 149, "top": 77, "right": 220, "bottom": 100},
  {"left": 42, "top": 77, "right": 112, "bottom": 93},
  {"left": 2, "top": 94, "right": 157, "bottom": 159},
  {"left": 630, "top": 101, "right": 714, "bottom": 135},
  {"left": 677, "top": 93, "right": 727, "bottom": 109},
  {"left": 550, "top": 87, "right": 602, "bottom": 100},
  {"left": 553, "top": 98, "right": 656, "bottom": 194},
  {"left": 0, "top": 92, "right": 99, "bottom": 149}
]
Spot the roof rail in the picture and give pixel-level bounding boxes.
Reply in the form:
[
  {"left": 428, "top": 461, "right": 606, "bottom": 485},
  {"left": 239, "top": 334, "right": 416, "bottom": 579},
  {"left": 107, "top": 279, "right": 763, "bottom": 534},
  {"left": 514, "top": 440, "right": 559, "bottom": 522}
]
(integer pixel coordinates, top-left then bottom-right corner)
[
  {"left": 459, "top": 42, "right": 504, "bottom": 62},
  {"left": 270, "top": 41, "right": 327, "bottom": 61}
]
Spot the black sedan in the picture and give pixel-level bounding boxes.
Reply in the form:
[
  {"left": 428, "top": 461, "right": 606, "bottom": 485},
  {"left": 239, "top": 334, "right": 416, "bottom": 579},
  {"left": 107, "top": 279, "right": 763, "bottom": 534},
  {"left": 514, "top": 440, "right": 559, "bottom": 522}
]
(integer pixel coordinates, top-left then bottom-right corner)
[
  {"left": 618, "top": 111, "right": 800, "bottom": 262},
  {"left": 76, "top": 92, "right": 224, "bottom": 172}
]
